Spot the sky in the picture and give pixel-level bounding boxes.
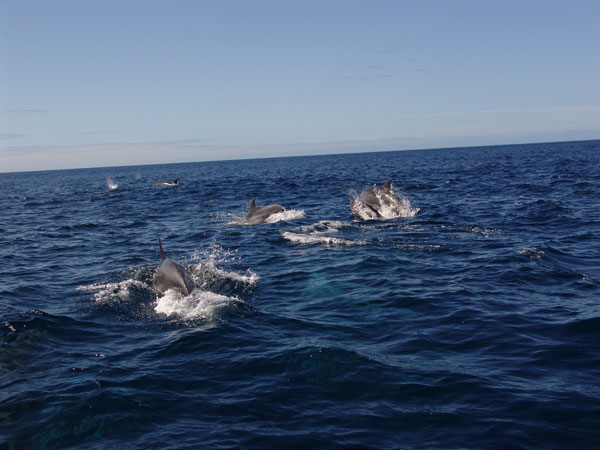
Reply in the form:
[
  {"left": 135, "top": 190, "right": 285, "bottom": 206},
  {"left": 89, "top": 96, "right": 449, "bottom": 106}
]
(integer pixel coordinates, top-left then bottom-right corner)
[{"left": 1, "top": 0, "right": 599, "bottom": 172}]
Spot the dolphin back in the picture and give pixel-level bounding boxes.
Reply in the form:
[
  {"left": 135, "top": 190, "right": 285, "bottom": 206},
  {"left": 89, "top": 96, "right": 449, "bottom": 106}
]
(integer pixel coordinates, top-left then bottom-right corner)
[
  {"left": 360, "top": 186, "right": 381, "bottom": 212},
  {"left": 245, "top": 201, "right": 285, "bottom": 225},
  {"left": 354, "top": 178, "right": 398, "bottom": 219},
  {"left": 153, "top": 259, "right": 194, "bottom": 296},
  {"left": 153, "top": 238, "right": 194, "bottom": 296}
]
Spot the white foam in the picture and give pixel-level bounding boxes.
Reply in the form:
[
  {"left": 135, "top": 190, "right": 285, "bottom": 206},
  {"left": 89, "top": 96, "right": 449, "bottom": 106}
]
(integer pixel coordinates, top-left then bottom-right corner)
[
  {"left": 392, "top": 244, "right": 442, "bottom": 252},
  {"left": 281, "top": 231, "right": 367, "bottom": 246},
  {"left": 77, "top": 279, "right": 148, "bottom": 303},
  {"left": 293, "top": 220, "right": 347, "bottom": 234},
  {"left": 154, "top": 289, "right": 240, "bottom": 320}
]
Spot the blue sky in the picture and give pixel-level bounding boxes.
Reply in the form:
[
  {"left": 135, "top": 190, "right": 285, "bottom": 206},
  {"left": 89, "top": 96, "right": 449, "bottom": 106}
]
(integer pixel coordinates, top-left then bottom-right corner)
[{"left": 1, "top": 0, "right": 599, "bottom": 172}]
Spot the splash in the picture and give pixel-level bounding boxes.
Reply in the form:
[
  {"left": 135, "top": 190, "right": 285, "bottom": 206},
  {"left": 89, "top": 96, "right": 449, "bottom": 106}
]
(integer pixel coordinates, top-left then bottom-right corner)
[
  {"left": 155, "top": 245, "right": 256, "bottom": 320},
  {"left": 191, "top": 243, "right": 260, "bottom": 293},
  {"left": 78, "top": 244, "right": 258, "bottom": 322},
  {"left": 154, "top": 289, "right": 240, "bottom": 320},
  {"left": 350, "top": 188, "right": 419, "bottom": 220},
  {"left": 193, "top": 259, "right": 259, "bottom": 287},
  {"left": 106, "top": 178, "right": 119, "bottom": 191}
]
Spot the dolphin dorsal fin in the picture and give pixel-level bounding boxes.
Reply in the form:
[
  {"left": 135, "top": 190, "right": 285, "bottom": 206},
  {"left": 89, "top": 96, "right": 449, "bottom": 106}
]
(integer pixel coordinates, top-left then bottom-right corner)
[
  {"left": 383, "top": 178, "right": 393, "bottom": 191},
  {"left": 158, "top": 237, "right": 167, "bottom": 261},
  {"left": 173, "top": 179, "right": 179, "bottom": 184},
  {"left": 250, "top": 198, "right": 257, "bottom": 211}
]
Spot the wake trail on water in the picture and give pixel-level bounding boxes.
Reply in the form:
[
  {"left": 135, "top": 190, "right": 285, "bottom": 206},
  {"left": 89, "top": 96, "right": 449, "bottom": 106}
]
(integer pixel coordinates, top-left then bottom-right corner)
[{"left": 282, "top": 220, "right": 368, "bottom": 246}]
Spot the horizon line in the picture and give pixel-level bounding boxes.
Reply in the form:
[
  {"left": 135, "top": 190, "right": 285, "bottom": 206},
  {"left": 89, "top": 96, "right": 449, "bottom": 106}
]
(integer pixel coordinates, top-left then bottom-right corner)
[{"left": 1, "top": 137, "right": 599, "bottom": 175}]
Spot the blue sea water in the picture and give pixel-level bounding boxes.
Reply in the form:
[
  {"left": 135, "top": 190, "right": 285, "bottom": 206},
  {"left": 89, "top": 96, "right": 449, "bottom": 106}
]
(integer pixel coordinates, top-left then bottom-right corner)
[{"left": 1, "top": 140, "right": 600, "bottom": 449}]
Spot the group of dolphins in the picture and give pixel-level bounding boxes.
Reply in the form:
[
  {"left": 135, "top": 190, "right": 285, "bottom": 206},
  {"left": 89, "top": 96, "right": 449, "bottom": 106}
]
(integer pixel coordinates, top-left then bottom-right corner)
[{"left": 152, "top": 178, "right": 407, "bottom": 297}]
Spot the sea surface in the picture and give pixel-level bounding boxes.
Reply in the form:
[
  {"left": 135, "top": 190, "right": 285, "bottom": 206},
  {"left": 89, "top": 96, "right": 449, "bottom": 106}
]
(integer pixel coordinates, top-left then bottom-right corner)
[{"left": 1, "top": 140, "right": 600, "bottom": 449}]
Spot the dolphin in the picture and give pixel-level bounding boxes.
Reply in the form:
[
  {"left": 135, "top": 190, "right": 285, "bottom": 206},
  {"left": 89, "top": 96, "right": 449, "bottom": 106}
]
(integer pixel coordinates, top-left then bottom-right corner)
[
  {"left": 245, "top": 198, "right": 285, "bottom": 225},
  {"left": 352, "top": 178, "right": 405, "bottom": 219},
  {"left": 155, "top": 179, "right": 180, "bottom": 187},
  {"left": 152, "top": 238, "right": 194, "bottom": 296}
]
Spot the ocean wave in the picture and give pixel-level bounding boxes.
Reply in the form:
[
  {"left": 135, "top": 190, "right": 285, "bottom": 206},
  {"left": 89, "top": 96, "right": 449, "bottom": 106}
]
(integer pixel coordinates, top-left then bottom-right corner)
[
  {"left": 518, "top": 247, "right": 545, "bottom": 259},
  {"left": 391, "top": 243, "right": 442, "bottom": 252}
]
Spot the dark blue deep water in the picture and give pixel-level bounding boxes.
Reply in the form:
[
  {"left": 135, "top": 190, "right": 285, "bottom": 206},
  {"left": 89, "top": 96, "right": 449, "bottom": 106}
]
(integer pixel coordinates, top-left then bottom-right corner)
[{"left": 2, "top": 140, "right": 600, "bottom": 449}]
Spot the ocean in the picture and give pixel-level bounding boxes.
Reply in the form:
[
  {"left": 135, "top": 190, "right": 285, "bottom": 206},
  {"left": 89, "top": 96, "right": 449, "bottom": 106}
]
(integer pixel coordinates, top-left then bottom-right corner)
[{"left": 1, "top": 140, "right": 599, "bottom": 449}]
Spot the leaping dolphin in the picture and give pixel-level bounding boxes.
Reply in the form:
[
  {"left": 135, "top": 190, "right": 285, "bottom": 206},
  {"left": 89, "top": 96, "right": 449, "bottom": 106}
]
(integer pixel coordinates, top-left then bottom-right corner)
[
  {"left": 352, "top": 178, "right": 406, "bottom": 220},
  {"left": 155, "top": 179, "right": 180, "bottom": 187},
  {"left": 152, "top": 238, "right": 194, "bottom": 296},
  {"left": 245, "top": 198, "right": 285, "bottom": 225}
]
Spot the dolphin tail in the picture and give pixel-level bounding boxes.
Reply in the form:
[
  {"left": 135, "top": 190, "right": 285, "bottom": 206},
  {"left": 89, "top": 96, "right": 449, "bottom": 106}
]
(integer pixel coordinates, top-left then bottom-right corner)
[
  {"left": 158, "top": 237, "right": 167, "bottom": 261},
  {"left": 383, "top": 178, "right": 393, "bottom": 191},
  {"left": 250, "top": 198, "right": 257, "bottom": 211}
]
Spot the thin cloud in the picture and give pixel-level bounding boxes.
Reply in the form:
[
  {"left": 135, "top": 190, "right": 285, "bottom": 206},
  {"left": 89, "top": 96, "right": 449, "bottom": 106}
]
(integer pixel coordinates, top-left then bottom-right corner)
[
  {"left": 2, "top": 130, "right": 599, "bottom": 174},
  {"left": 340, "top": 75, "right": 369, "bottom": 81},
  {"left": 342, "top": 65, "right": 392, "bottom": 81},
  {"left": 0, "top": 133, "right": 26, "bottom": 140},
  {"left": 77, "top": 130, "right": 116, "bottom": 136},
  {"left": 7, "top": 109, "right": 50, "bottom": 113},
  {"left": 156, "top": 138, "right": 210, "bottom": 146}
]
